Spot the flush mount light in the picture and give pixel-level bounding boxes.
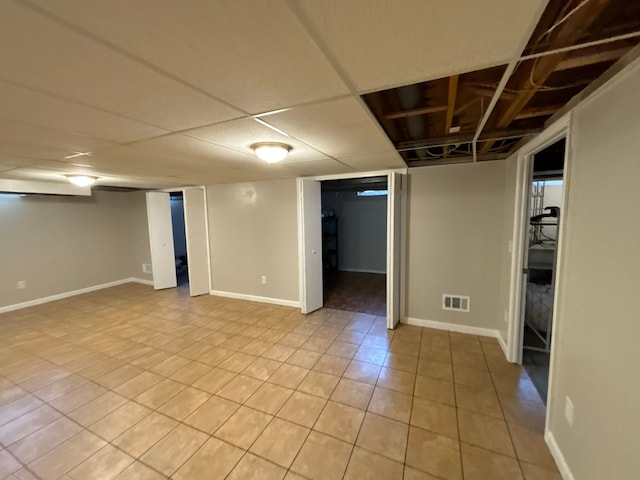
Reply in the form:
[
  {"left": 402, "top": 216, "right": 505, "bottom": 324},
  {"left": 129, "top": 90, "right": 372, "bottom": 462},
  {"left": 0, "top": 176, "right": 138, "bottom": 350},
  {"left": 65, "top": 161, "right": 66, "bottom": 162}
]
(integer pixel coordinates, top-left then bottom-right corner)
[
  {"left": 66, "top": 174, "right": 98, "bottom": 187},
  {"left": 250, "top": 142, "right": 292, "bottom": 163}
]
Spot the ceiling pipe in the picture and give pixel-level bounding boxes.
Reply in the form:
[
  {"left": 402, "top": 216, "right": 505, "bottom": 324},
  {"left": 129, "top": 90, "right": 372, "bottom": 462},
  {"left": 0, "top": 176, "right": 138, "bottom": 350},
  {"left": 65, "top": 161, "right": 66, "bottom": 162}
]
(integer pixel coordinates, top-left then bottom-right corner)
[{"left": 396, "top": 84, "right": 429, "bottom": 160}]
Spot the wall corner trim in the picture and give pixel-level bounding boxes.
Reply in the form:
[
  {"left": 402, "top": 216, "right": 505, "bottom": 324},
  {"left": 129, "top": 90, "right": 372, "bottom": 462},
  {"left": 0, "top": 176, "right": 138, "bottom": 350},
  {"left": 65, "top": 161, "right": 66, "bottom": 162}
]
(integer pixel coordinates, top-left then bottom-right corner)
[
  {"left": 402, "top": 317, "right": 501, "bottom": 340},
  {"left": 545, "top": 430, "right": 575, "bottom": 480},
  {"left": 0, "top": 277, "right": 152, "bottom": 314},
  {"left": 210, "top": 290, "right": 301, "bottom": 309},
  {"left": 497, "top": 333, "right": 509, "bottom": 360}
]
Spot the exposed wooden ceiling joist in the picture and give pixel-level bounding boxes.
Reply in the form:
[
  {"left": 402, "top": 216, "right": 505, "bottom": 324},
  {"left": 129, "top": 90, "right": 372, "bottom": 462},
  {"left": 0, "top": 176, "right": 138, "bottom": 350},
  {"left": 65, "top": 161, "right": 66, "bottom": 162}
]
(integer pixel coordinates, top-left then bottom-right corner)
[
  {"left": 480, "top": 0, "right": 612, "bottom": 153},
  {"left": 384, "top": 105, "right": 448, "bottom": 120},
  {"left": 515, "top": 106, "right": 562, "bottom": 120},
  {"left": 555, "top": 43, "right": 633, "bottom": 70},
  {"left": 445, "top": 75, "right": 459, "bottom": 134}
]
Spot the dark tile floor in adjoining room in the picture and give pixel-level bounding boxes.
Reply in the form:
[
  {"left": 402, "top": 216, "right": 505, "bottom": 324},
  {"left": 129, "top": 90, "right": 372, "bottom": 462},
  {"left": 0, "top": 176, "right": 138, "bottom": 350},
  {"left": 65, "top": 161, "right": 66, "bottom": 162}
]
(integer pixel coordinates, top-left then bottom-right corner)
[
  {"left": 0, "top": 283, "right": 560, "bottom": 479},
  {"left": 323, "top": 271, "right": 386, "bottom": 316}
]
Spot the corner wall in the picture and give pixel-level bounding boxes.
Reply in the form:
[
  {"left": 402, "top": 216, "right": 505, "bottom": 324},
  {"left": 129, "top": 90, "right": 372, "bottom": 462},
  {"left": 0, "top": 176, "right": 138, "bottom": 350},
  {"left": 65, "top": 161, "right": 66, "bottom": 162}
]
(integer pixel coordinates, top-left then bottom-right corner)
[
  {"left": 206, "top": 179, "right": 299, "bottom": 304},
  {"left": 404, "top": 161, "right": 510, "bottom": 334},
  {"left": 0, "top": 190, "right": 152, "bottom": 310},
  {"left": 545, "top": 60, "right": 640, "bottom": 480}
]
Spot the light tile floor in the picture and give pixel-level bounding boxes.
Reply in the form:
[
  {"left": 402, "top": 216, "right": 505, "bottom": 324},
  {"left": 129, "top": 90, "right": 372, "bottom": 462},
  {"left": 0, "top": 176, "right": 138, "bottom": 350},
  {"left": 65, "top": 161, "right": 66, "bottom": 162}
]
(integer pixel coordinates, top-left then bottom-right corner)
[{"left": 0, "top": 283, "right": 561, "bottom": 479}]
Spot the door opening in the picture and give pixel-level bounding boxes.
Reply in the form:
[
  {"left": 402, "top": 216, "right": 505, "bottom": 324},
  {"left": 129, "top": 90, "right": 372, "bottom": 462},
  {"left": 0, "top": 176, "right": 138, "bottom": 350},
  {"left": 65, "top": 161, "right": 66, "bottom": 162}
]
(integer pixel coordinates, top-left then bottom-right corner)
[
  {"left": 520, "top": 138, "right": 566, "bottom": 403},
  {"left": 297, "top": 171, "right": 404, "bottom": 329},
  {"left": 170, "top": 192, "right": 189, "bottom": 288},
  {"left": 320, "top": 176, "right": 388, "bottom": 316},
  {"left": 146, "top": 188, "right": 210, "bottom": 296}
]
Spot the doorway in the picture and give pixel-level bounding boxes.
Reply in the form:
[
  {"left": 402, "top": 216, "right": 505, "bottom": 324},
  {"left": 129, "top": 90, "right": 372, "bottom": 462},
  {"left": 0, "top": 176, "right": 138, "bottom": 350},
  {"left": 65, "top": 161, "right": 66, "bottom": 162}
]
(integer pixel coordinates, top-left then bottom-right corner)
[
  {"left": 298, "top": 170, "right": 405, "bottom": 329},
  {"left": 320, "top": 176, "right": 388, "bottom": 316},
  {"left": 170, "top": 192, "right": 189, "bottom": 288},
  {"left": 520, "top": 138, "right": 566, "bottom": 403},
  {"left": 145, "top": 187, "right": 210, "bottom": 297}
]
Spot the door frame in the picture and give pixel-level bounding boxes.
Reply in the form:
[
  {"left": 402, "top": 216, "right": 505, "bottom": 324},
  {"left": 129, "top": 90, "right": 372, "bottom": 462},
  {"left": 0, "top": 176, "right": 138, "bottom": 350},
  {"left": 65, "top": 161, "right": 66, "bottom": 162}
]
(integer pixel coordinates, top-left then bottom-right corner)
[
  {"left": 296, "top": 168, "right": 408, "bottom": 326},
  {"left": 153, "top": 186, "right": 212, "bottom": 295},
  {"left": 506, "top": 113, "right": 573, "bottom": 436}
]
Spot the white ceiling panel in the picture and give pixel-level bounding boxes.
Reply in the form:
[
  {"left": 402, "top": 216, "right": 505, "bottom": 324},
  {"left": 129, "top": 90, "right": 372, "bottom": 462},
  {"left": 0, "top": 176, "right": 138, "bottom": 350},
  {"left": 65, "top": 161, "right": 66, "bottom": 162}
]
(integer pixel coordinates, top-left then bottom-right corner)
[
  {"left": 264, "top": 97, "right": 396, "bottom": 158},
  {"left": 340, "top": 151, "right": 407, "bottom": 171},
  {"left": 0, "top": 119, "right": 114, "bottom": 154},
  {"left": 0, "top": 157, "right": 42, "bottom": 168},
  {"left": 132, "top": 134, "right": 257, "bottom": 169},
  {"left": 27, "top": 0, "right": 350, "bottom": 114},
  {"left": 285, "top": 159, "right": 355, "bottom": 176},
  {"left": 0, "top": 1, "right": 243, "bottom": 131},
  {"left": 0, "top": 141, "right": 71, "bottom": 162},
  {"left": 0, "top": 81, "right": 167, "bottom": 143},
  {"left": 186, "top": 118, "right": 328, "bottom": 163},
  {"left": 296, "top": 0, "right": 547, "bottom": 92}
]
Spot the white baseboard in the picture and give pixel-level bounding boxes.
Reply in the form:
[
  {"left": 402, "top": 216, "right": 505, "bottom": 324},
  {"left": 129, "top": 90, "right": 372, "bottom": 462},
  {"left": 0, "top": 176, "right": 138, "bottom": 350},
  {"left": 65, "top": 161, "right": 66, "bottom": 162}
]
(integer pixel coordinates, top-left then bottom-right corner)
[
  {"left": 497, "top": 333, "right": 509, "bottom": 359},
  {"left": 402, "top": 316, "right": 500, "bottom": 339},
  {"left": 0, "top": 277, "right": 152, "bottom": 314},
  {"left": 210, "top": 290, "right": 300, "bottom": 309},
  {"left": 545, "top": 430, "right": 575, "bottom": 480},
  {"left": 339, "top": 268, "right": 386, "bottom": 275}
]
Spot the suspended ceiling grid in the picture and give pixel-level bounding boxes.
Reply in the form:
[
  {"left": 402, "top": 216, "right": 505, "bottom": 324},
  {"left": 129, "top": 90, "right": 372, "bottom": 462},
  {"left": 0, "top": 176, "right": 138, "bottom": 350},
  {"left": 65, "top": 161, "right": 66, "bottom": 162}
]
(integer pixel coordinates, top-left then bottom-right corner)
[{"left": 363, "top": 0, "right": 640, "bottom": 167}]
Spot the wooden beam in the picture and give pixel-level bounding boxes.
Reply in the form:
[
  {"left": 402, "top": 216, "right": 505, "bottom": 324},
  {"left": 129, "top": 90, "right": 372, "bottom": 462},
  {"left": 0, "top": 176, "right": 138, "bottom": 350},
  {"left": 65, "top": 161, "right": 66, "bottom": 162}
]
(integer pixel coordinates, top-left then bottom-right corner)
[
  {"left": 384, "top": 105, "right": 447, "bottom": 120},
  {"left": 555, "top": 44, "right": 632, "bottom": 71},
  {"left": 445, "top": 75, "right": 459, "bottom": 134},
  {"left": 468, "top": 85, "right": 516, "bottom": 100},
  {"left": 515, "top": 106, "right": 561, "bottom": 120},
  {"left": 480, "top": 0, "right": 611, "bottom": 153},
  {"left": 364, "top": 93, "right": 401, "bottom": 141}
]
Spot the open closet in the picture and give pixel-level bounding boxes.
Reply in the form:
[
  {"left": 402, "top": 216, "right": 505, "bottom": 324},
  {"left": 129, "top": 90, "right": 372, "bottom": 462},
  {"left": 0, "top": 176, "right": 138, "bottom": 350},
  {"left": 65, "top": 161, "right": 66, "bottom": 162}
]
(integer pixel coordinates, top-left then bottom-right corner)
[{"left": 522, "top": 138, "right": 565, "bottom": 402}]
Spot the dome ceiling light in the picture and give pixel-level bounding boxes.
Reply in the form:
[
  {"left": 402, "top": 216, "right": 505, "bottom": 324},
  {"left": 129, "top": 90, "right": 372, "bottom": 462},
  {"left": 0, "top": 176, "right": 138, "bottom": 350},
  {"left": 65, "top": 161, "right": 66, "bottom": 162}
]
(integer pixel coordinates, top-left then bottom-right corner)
[{"left": 250, "top": 142, "right": 293, "bottom": 163}]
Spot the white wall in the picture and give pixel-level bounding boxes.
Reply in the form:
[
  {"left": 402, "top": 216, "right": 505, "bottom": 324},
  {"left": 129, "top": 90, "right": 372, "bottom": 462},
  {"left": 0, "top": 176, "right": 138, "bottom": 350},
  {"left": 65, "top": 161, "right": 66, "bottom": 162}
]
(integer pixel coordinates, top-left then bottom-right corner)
[
  {"left": 0, "top": 190, "right": 151, "bottom": 309},
  {"left": 544, "top": 61, "right": 640, "bottom": 480},
  {"left": 405, "top": 161, "right": 509, "bottom": 332},
  {"left": 322, "top": 190, "right": 387, "bottom": 274},
  {"left": 170, "top": 196, "right": 187, "bottom": 258},
  {"left": 206, "top": 179, "right": 299, "bottom": 303}
]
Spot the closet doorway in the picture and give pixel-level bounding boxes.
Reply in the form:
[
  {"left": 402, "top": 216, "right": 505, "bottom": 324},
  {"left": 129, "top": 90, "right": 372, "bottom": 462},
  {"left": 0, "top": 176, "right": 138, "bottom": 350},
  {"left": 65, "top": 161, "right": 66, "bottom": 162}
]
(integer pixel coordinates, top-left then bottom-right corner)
[
  {"left": 170, "top": 192, "right": 189, "bottom": 287},
  {"left": 146, "top": 187, "right": 210, "bottom": 297},
  {"left": 298, "top": 170, "right": 405, "bottom": 329},
  {"left": 520, "top": 138, "right": 566, "bottom": 403},
  {"left": 320, "top": 176, "right": 388, "bottom": 316}
]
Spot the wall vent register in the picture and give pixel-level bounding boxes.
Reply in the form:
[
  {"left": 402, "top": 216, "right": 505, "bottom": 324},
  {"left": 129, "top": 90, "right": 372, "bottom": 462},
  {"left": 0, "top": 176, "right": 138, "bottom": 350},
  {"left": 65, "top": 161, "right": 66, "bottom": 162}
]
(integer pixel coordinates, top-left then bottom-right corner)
[{"left": 443, "top": 294, "right": 470, "bottom": 312}]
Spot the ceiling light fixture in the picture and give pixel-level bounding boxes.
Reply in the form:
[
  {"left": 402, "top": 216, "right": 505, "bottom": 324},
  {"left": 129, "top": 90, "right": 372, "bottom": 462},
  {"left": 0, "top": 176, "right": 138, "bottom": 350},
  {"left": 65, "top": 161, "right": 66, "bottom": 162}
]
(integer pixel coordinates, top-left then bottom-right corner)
[
  {"left": 250, "top": 142, "right": 292, "bottom": 163},
  {"left": 66, "top": 174, "right": 98, "bottom": 187}
]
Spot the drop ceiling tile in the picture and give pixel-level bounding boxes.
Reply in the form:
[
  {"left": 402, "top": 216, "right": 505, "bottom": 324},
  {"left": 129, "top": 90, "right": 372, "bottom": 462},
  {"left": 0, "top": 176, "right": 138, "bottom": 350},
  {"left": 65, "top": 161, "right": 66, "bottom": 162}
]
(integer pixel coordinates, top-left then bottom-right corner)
[
  {"left": 0, "top": 141, "right": 73, "bottom": 163},
  {"left": 132, "top": 134, "right": 257, "bottom": 168},
  {"left": 185, "top": 118, "right": 326, "bottom": 163},
  {"left": 0, "top": 119, "right": 114, "bottom": 154},
  {"left": 264, "top": 97, "right": 396, "bottom": 158},
  {"left": 0, "top": 81, "right": 167, "bottom": 143},
  {"left": 284, "top": 159, "right": 354, "bottom": 176},
  {"left": 296, "top": 0, "right": 547, "bottom": 92},
  {"left": 26, "top": 0, "right": 350, "bottom": 113},
  {"left": 0, "top": 167, "right": 71, "bottom": 183},
  {"left": 0, "top": 1, "right": 243, "bottom": 130},
  {"left": 340, "top": 151, "right": 407, "bottom": 171}
]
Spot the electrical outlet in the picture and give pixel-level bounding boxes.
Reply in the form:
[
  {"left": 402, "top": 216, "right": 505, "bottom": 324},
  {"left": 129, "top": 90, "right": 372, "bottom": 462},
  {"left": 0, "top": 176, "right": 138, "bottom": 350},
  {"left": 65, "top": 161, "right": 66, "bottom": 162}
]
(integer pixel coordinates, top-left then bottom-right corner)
[
  {"left": 565, "top": 396, "right": 574, "bottom": 426},
  {"left": 261, "top": 275, "right": 267, "bottom": 285},
  {"left": 504, "top": 309, "right": 508, "bottom": 323},
  {"left": 142, "top": 263, "right": 152, "bottom": 274},
  {"left": 16, "top": 280, "right": 27, "bottom": 289}
]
